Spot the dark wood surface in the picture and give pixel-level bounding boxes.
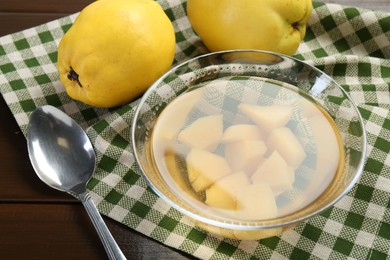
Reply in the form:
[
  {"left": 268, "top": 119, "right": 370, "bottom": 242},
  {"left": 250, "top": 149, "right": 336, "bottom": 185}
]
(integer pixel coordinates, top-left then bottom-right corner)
[
  {"left": 0, "top": 0, "right": 388, "bottom": 259},
  {"left": 0, "top": 1, "right": 192, "bottom": 259}
]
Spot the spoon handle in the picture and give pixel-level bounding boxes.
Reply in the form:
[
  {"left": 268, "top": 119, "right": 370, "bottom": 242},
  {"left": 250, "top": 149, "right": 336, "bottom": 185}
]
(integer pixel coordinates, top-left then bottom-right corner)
[{"left": 79, "top": 191, "right": 126, "bottom": 260}]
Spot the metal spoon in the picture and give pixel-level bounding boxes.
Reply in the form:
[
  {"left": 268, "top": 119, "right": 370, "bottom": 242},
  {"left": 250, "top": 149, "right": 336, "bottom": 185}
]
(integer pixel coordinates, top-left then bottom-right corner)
[{"left": 27, "top": 105, "right": 126, "bottom": 260}]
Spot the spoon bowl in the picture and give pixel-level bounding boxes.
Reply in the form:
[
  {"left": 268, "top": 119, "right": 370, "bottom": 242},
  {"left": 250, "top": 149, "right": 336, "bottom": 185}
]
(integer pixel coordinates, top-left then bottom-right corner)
[
  {"left": 27, "top": 105, "right": 125, "bottom": 260},
  {"left": 27, "top": 105, "right": 95, "bottom": 194}
]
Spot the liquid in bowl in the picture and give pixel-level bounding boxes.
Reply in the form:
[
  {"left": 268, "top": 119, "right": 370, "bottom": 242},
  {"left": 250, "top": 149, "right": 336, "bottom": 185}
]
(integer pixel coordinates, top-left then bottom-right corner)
[{"left": 149, "top": 76, "right": 344, "bottom": 239}]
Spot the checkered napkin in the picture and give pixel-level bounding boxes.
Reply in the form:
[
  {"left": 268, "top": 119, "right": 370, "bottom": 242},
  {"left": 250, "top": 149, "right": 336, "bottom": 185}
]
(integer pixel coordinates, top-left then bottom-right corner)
[{"left": 1, "top": 1, "right": 390, "bottom": 259}]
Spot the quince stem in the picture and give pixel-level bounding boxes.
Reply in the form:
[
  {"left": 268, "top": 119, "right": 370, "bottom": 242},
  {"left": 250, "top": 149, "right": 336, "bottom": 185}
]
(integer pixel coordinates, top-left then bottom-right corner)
[{"left": 67, "top": 67, "right": 83, "bottom": 88}]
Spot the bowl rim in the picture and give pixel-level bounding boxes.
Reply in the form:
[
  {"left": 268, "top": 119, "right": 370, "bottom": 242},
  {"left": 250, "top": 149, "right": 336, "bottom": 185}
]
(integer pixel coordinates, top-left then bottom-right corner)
[{"left": 131, "top": 49, "right": 367, "bottom": 230}]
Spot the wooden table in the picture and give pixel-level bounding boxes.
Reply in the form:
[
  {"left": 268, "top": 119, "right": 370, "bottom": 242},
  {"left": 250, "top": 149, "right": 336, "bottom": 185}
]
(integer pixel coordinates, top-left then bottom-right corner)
[
  {"left": 0, "top": 1, "right": 193, "bottom": 259},
  {"left": 0, "top": 1, "right": 388, "bottom": 259}
]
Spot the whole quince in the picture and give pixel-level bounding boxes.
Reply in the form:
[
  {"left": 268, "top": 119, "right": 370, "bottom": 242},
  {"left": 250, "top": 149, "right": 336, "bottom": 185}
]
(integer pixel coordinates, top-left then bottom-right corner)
[
  {"left": 57, "top": 0, "right": 175, "bottom": 107},
  {"left": 187, "top": 0, "right": 312, "bottom": 55}
]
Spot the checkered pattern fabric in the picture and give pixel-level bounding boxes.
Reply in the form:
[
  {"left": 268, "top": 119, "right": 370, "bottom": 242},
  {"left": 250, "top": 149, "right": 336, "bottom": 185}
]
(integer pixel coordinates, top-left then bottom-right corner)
[{"left": 1, "top": 1, "right": 390, "bottom": 259}]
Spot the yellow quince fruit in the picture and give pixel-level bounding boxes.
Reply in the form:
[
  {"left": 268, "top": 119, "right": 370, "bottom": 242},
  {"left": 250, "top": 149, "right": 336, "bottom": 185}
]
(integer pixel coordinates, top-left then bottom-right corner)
[
  {"left": 187, "top": 0, "right": 312, "bottom": 56},
  {"left": 57, "top": 0, "right": 175, "bottom": 107}
]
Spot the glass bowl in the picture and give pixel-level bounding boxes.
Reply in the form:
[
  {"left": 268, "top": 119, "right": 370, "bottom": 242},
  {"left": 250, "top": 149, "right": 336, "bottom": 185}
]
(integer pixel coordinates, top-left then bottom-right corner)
[{"left": 131, "top": 50, "right": 366, "bottom": 240}]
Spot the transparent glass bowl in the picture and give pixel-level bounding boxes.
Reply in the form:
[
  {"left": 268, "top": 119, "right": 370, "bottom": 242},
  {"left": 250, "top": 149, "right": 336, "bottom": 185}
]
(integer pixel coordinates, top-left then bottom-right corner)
[{"left": 131, "top": 50, "right": 367, "bottom": 240}]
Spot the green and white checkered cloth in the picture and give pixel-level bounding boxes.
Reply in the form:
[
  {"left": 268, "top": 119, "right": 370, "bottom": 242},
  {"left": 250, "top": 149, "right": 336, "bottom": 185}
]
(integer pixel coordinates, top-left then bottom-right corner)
[{"left": 1, "top": 1, "right": 390, "bottom": 259}]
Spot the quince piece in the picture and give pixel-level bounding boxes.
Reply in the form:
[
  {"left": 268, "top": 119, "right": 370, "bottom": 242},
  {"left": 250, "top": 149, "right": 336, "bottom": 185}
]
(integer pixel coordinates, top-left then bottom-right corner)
[
  {"left": 309, "top": 116, "right": 340, "bottom": 169},
  {"left": 233, "top": 228, "right": 283, "bottom": 240},
  {"left": 306, "top": 115, "right": 341, "bottom": 194},
  {"left": 164, "top": 151, "right": 199, "bottom": 200},
  {"left": 196, "top": 222, "right": 235, "bottom": 239},
  {"left": 186, "top": 148, "right": 231, "bottom": 192},
  {"left": 236, "top": 183, "right": 278, "bottom": 220},
  {"left": 251, "top": 151, "right": 294, "bottom": 195},
  {"left": 298, "top": 98, "right": 323, "bottom": 118},
  {"left": 154, "top": 91, "right": 201, "bottom": 142},
  {"left": 205, "top": 171, "right": 250, "bottom": 209},
  {"left": 238, "top": 104, "right": 293, "bottom": 133},
  {"left": 178, "top": 114, "right": 223, "bottom": 151},
  {"left": 225, "top": 140, "right": 267, "bottom": 173},
  {"left": 222, "top": 124, "right": 263, "bottom": 143},
  {"left": 267, "top": 127, "right": 306, "bottom": 169}
]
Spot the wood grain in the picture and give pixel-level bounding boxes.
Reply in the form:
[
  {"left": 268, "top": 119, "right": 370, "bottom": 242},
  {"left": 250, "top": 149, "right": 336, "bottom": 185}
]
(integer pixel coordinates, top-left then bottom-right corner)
[
  {"left": 0, "top": 74, "right": 192, "bottom": 259},
  {"left": 0, "top": 204, "right": 192, "bottom": 259},
  {"left": 0, "top": 0, "right": 93, "bottom": 13},
  {"left": 0, "top": 0, "right": 387, "bottom": 259},
  {"left": 0, "top": 99, "right": 73, "bottom": 201},
  {"left": 0, "top": 0, "right": 93, "bottom": 37},
  {"left": 0, "top": 204, "right": 106, "bottom": 259}
]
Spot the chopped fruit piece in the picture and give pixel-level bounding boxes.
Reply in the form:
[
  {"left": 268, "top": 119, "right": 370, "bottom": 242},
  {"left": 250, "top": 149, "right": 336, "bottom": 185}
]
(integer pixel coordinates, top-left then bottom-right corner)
[
  {"left": 178, "top": 114, "right": 223, "bottom": 151},
  {"left": 186, "top": 148, "right": 231, "bottom": 192},
  {"left": 233, "top": 228, "right": 283, "bottom": 240},
  {"left": 225, "top": 140, "right": 267, "bottom": 173},
  {"left": 155, "top": 91, "right": 201, "bottom": 141},
  {"left": 267, "top": 127, "right": 306, "bottom": 169},
  {"left": 164, "top": 151, "right": 199, "bottom": 200},
  {"left": 251, "top": 151, "right": 294, "bottom": 195},
  {"left": 205, "top": 172, "right": 250, "bottom": 209},
  {"left": 196, "top": 222, "right": 235, "bottom": 239},
  {"left": 222, "top": 124, "right": 263, "bottom": 143},
  {"left": 238, "top": 104, "right": 293, "bottom": 132},
  {"left": 309, "top": 116, "right": 340, "bottom": 169},
  {"left": 297, "top": 98, "right": 323, "bottom": 118},
  {"left": 305, "top": 115, "right": 340, "bottom": 193},
  {"left": 236, "top": 183, "right": 278, "bottom": 220}
]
